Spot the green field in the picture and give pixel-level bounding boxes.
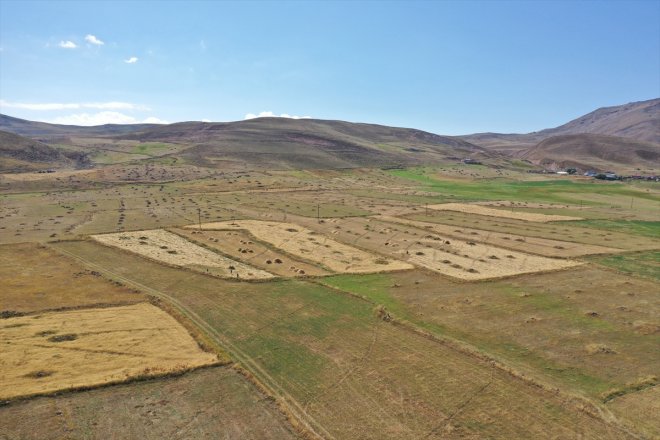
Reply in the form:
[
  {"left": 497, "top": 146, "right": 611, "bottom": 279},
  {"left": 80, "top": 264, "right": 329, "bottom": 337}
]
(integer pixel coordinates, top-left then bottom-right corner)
[
  {"left": 389, "top": 167, "right": 660, "bottom": 205},
  {"left": 591, "top": 251, "right": 660, "bottom": 280}
]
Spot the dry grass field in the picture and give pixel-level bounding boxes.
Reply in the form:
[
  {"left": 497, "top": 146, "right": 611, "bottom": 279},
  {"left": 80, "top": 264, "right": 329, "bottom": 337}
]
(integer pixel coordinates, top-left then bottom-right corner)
[
  {"left": 0, "top": 366, "right": 297, "bottom": 440},
  {"left": 0, "top": 242, "right": 146, "bottom": 313},
  {"left": 92, "top": 229, "right": 274, "bottom": 280},
  {"left": 378, "top": 215, "right": 621, "bottom": 257},
  {"left": 404, "top": 210, "right": 660, "bottom": 251},
  {"left": 1, "top": 303, "right": 218, "bottom": 400},
  {"left": 48, "top": 239, "right": 640, "bottom": 439},
  {"left": 428, "top": 202, "right": 584, "bottom": 221},
  {"left": 190, "top": 220, "right": 414, "bottom": 274},
  {"left": 1, "top": 161, "right": 658, "bottom": 439}
]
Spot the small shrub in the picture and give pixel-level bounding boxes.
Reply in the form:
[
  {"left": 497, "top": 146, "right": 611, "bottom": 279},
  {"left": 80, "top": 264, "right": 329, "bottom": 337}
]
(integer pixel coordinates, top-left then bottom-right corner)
[
  {"left": 48, "top": 333, "right": 78, "bottom": 342},
  {"left": 24, "top": 370, "right": 54, "bottom": 379}
]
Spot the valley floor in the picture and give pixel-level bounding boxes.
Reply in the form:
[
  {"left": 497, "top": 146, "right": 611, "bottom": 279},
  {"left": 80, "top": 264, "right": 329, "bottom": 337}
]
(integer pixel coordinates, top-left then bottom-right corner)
[{"left": 1, "top": 163, "right": 658, "bottom": 439}]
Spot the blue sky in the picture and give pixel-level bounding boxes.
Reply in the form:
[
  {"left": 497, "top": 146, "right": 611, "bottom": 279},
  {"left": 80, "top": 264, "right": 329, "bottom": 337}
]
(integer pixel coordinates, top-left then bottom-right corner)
[{"left": 0, "top": 0, "right": 658, "bottom": 134}]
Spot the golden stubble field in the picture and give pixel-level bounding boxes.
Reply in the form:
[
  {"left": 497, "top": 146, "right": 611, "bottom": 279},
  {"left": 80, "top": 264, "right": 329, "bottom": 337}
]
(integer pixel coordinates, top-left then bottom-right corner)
[
  {"left": 173, "top": 227, "right": 332, "bottom": 277},
  {"left": 0, "top": 303, "right": 218, "bottom": 400},
  {"left": 428, "top": 202, "right": 584, "bottom": 222},
  {"left": 92, "top": 229, "right": 274, "bottom": 280},
  {"left": 283, "top": 215, "right": 583, "bottom": 280},
  {"left": 189, "top": 220, "right": 414, "bottom": 274}
]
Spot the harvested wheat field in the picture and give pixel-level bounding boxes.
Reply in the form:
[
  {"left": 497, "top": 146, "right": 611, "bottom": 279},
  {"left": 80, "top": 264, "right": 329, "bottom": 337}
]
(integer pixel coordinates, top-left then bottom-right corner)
[
  {"left": 91, "top": 229, "right": 274, "bottom": 280},
  {"left": 173, "top": 227, "right": 331, "bottom": 277},
  {"left": 0, "top": 303, "right": 218, "bottom": 400},
  {"left": 189, "top": 220, "right": 413, "bottom": 273},
  {"left": 403, "top": 237, "right": 581, "bottom": 280},
  {"left": 428, "top": 202, "right": 583, "bottom": 222},
  {"left": 378, "top": 215, "right": 621, "bottom": 257}
]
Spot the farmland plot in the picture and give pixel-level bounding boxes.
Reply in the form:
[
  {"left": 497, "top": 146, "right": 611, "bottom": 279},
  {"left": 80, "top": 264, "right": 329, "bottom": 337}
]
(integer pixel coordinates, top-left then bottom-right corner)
[
  {"left": 404, "top": 210, "right": 660, "bottom": 251},
  {"left": 428, "top": 202, "right": 583, "bottom": 222},
  {"left": 290, "top": 216, "right": 581, "bottom": 280},
  {"left": 189, "top": 220, "right": 413, "bottom": 274},
  {"left": 404, "top": 239, "right": 581, "bottom": 280},
  {"left": 173, "top": 227, "right": 331, "bottom": 277},
  {"left": 0, "top": 366, "right": 297, "bottom": 440},
  {"left": 378, "top": 215, "right": 620, "bottom": 257},
  {"left": 50, "top": 239, "right": 638, "bottom": 439},
  {"left": 0, "top": 242, "right": 145, "bottom": 312},
  {"left": 92, "top": 229, "right": 274, "bottom": 280},
  {"left": 0, "top": 303, "right": 218, "bottom": 400}
]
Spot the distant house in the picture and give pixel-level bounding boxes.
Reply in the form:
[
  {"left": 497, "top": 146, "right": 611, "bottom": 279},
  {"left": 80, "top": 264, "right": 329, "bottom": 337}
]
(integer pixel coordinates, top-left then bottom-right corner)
[
  {"left": 595, "top": 172, "right": 619, "bottom": 181},
  {"left": 556, "top": 171, "right": 568, "bottom": 175},
  {"left": 462, "top": 158, "right": 482, "bottom": 165}
]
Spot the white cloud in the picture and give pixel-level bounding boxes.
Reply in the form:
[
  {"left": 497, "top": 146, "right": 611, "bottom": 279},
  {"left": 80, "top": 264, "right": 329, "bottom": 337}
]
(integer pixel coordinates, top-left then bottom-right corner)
[
  {"left": 244, "top": 111, "right": 311, "bottom": 120},
  {"left": 50, "top": 111, "right": 136, "bottom": 125},
  {"left": 142, "top": 116, "right": 169, "bottom": 124},
  {"left": 200, "top": 40, "right": 207, "bottom": 51},
  {"left": 59, "top": 40, "right": 77, "bottom": 49},
  {"left": 0, "top": 100, "right": 149, "bottom": 111},
  {"left": 46, "top": 112, "right": 167, "bottom": 126},
  {"left": 85, "top": 34, "right": 104, "bottom": 46},
  {"left": 201, "top": 119, "right": 211, "bottom": 122},
  {"left": 124, "top": 56, "right": 138, "bottom": 64}
]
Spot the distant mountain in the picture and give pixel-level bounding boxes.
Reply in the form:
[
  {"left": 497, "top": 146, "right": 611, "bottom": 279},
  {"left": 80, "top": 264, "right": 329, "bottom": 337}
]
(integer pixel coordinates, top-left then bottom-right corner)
[
  {"left": 520, "top": 133, "right": 660, "bottom": 172},
  {"left": 0, "top": 114, "right": 158, "bottom": 138},
  {"left": 124, "top": 117, "right": 489, "bottom": 169},
  {"left": 0, "top": 115, "right": 490, "bottom": 170},
  {"left": 0, "top": 130, "right": 89, "bottom": 172},
  {"left": 461, "top": 98, "right": 660, "bottom": 153}
]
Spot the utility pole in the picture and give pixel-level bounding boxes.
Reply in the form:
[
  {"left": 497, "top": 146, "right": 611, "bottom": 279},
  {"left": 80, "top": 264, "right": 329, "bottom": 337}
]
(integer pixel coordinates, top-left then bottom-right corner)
[
  {"left": 198, "top": 207, "right": 202, "bottom": 231},
  {"left": 317, "top": 203, "right": 320, "bottom": 223}
]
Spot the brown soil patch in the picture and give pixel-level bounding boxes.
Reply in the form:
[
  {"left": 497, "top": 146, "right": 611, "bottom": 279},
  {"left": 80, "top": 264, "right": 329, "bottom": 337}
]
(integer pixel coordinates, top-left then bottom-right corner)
[
  {"left": 428, "top": 203, "right": 583, "bottom": 222},
  {"left": 0, "top": 303, "right": 218, "bottom": 400},
  {"left": 92, "top": 229, "right": 274, "bottom": 280},
  {"left": 0, "top": 366, "right": 297, "bottom": 440},
  {"left": 0, "top": 243, "right": 146, "bottom": 313},
  {"left": 188, "top": 220, "right": 413, "bottom": 273}
]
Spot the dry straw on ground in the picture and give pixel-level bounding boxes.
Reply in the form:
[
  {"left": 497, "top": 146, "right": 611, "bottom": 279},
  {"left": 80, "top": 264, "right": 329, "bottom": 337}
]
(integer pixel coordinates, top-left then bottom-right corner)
[
  {"left": 378, "top": 215, "right": 620, "bottom": 257},
  {"left": 403, "top": 236, "right": 581, "bottom": 280},
  {"left": 92, "top": 229, "right": 274, "bottom": 280},
  {"left": 188, "top": 220, "right": 413, "bottom": 273},
  {"left": 428, "top": 203, "right": 583, "bottom": 222},
  {"left": 0, "top": 303, "right": 218, "bottom": 400}
]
